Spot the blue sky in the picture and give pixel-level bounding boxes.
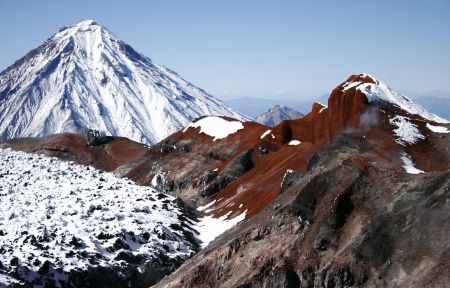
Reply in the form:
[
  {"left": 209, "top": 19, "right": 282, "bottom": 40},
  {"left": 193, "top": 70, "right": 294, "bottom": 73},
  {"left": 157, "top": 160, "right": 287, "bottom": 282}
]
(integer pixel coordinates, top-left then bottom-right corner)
[{"left": 1, "top": 0, "right": 449, "bottom": 100}]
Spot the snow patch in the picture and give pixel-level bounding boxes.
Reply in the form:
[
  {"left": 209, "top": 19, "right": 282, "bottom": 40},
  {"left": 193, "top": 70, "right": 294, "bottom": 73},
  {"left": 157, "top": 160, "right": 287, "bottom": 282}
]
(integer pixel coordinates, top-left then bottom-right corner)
[
  {"left": 0, "top": 273, "right": 23, "bottom": 286},
  {"left": 196, "top": 210, "right": 247, "bottom": 248},
  {"left": 401, "top": 153, "right": 424, "bottom": 174},
  {"left": 426, "top": 123, "right": 450, "bottom": 133},
  {"left": 151, "top": 170, "right": 167, "bottom": 187},
  {"left": 197, "top": 200, "right": 217, "bottom": 212},
  {"left": 389, "top": 116, "right": 425, "bottom": 146},
  {"left": 288, "top": 140, "right": 302, "bottom": 146},
  {"left": 237, "top": 183, "right": 254, "bottom": 194},
  {"left": 342, "top": 81, "right": 362, "bottom": 92},
  {"left": 260, "top": 129, "right": 272, "bottom": 139},
  {"left": 183, "top": 116, "right": 244, "bottom": 141}
]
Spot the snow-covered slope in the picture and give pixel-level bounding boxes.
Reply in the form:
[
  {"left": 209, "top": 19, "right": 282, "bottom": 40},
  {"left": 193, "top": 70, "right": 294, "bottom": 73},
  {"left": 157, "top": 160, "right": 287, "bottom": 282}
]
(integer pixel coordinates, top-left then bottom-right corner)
[
  {"left": 341, "top": 73, "right": 449, "bottom": 123},
  {"left": 0, "top": 148, "right": 200, "bottom": 287},
  {"left": 255, "top": 105, "right": 304, "bottom": 126},
  {"left": 0, "top": 20, "right": 247, "bottom": 145},
  {"left": 183, "top": 116, "right": 244, "bottom": 141},
  {"left": 0, "top": 147, "right": 249, "bottom": 287}
]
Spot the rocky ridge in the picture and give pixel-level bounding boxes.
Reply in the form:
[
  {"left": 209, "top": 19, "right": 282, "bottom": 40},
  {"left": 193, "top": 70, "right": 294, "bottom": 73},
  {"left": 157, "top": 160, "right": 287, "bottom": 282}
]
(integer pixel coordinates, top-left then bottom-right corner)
[{"left": 2, "top": 74, "right": 450, "bottom": 287}]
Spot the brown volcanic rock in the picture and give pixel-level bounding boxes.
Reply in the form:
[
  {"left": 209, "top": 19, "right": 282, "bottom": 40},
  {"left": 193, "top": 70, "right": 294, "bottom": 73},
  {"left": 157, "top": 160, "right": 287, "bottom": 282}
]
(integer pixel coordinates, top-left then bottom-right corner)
[
  {"left": 0, "top": 133, "right": 149, "bottom": 172},
  {"left": 152, "top": 74, "right": 450, "bottom": 287},
  {"left": 238, "top": 73, "right": 448, "bottom": 213},
  {"left": 114, "top": 75, "right": 389, "bottom": 219},
  {"left": 122, "top": 118, "right": 271, "bottom": 206},
  {"left": 155, "top": 134, "right": 450, "bottom": 288},
  {"left": 2, "top": 74, "right": 447, "bottom": 220},
  {"left": 202, "top": 75, "right": 404, "bottom": 219},
  {"left": 270, "top": 74, "right": 375, "bottom": 145}
]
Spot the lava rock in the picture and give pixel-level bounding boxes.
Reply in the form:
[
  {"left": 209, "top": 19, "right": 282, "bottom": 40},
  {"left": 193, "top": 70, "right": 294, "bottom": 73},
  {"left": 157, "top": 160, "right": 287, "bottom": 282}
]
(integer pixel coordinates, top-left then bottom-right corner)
[{"left": 38, "top": 260, "right": 51, "bottom": 275}]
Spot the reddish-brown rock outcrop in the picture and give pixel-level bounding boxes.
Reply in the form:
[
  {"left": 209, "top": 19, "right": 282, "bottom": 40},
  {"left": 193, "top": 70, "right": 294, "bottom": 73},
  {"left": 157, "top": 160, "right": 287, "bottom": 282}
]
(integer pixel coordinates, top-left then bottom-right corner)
[
  {"left": 0, "top": 133, "right": 149, "bottom": 172},
  {"left": 197, "top": 74, "right": 448, "bottom": 220}
]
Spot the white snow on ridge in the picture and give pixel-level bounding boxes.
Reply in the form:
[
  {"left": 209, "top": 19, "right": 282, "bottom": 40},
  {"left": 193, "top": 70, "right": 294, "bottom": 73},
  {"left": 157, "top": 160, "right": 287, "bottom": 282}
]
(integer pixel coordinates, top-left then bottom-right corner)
[
  {"left": 400, "top": 153, "right": 424, "bottom": 174},
  {"left": 347, "top": 74, "right": 449, "bottom": 124},
  {"left": 260, "top": 129, "right": 275, "bottom": 140},
  {"left": 183, "top": 116, "right": 244, "bottom": 141},
  {"left": 342, "top": 81, "right": 362, "bottom": 92},
  {"left": 260, "top": 129, "right": 272, "bottom": 139},
  {"left": 389, "top": 115, "right": 425, "bottom": 146},
  {"left": 0, "top": 148, "right": 197, "bottom": 286},
  {"left": 288, "top": 140, "right": 301, "bottom": 146},
  {"left": 151, "top": 170, "right": 168, "bottom": 187},
  {"left": 426, "top": 123, "right": 450, "bottom": 133}
]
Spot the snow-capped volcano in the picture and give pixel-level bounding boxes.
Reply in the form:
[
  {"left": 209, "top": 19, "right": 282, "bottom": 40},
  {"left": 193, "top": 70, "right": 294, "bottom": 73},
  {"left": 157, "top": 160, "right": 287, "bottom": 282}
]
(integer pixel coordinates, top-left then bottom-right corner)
[{"left": 0, "top": 20, "right": 246, "bottom": 144}]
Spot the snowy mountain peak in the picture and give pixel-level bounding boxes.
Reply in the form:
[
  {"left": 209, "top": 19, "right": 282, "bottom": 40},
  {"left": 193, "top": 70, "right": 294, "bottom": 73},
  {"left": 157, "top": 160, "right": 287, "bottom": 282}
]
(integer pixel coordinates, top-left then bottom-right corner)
[
  {"left": 0, "top": 20, "right": 247, "bottom": 144},
  {"left": 74, "top": 19, "right": 98, "bottom": 27},
  {"left": 56, "top": 19, "right": 109, "bottom": 39},
  {"left": 338, "top": 73, "right": 449, "bottom": 123}
]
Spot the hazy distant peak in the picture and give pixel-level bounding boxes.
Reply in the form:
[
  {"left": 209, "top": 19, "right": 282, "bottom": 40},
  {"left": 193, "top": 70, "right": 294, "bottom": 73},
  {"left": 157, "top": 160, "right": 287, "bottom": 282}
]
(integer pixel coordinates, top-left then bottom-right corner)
[{"left": 255, "top": 105, "right": 304, "bottom": 126}]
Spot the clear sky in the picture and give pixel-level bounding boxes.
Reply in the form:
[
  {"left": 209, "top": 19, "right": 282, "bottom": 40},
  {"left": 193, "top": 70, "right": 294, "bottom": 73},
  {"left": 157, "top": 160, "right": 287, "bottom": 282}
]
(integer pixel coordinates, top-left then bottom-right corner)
[{"left": 1, "top": 0, "right": 449, "bottom": 100}]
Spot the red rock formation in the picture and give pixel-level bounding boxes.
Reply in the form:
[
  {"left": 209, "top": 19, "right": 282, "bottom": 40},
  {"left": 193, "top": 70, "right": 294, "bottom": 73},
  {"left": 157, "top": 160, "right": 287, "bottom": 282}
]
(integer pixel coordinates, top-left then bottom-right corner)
[{"left": 203, "top": 74, "right": 450, "bottom": 219}]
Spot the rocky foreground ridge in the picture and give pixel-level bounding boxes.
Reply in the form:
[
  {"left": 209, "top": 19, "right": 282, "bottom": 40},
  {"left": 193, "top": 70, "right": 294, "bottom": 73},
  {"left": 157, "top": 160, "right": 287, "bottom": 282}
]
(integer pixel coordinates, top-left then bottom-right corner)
[{"left": 1, "top": 74, "right": 450, "bottom": 287}]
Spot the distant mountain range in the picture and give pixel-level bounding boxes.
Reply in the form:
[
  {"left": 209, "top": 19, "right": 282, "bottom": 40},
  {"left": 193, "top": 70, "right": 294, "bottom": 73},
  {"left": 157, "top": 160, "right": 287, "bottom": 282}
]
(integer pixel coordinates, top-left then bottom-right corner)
[
  {"left": 0, "top": 20, "right": 246, "bottom": 145},
  {"left": 226, "top": 97, "right": 317, "bottom": 118}
]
